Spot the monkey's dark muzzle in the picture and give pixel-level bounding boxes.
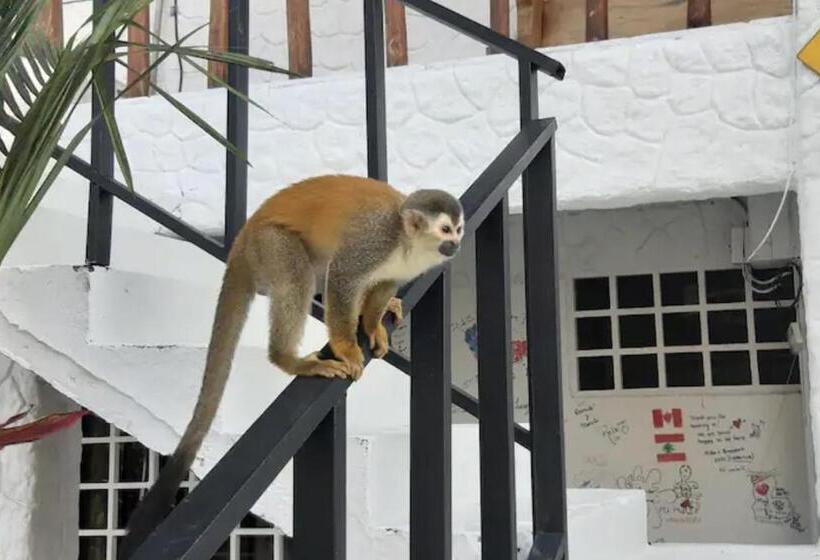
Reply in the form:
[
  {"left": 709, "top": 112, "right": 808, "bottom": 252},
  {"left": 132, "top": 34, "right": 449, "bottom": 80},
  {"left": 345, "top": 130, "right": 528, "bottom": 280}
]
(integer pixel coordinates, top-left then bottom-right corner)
[{"left": 439, "top": 241, "right": 459, "bottom": 257}]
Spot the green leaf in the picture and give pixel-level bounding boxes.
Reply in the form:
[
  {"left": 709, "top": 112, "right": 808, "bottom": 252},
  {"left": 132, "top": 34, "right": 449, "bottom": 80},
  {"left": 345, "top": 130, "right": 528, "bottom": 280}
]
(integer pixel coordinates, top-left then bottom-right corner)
[
  {"left": 117, "top": 41, "right": 297, "bottom": 77},
  {"left": 126, "top": 21, "right": 276, "bottom": 120},
  {"left": 93, "top": 75, "right": 133, "bottom": 191},
  {"left": 145, "top": 77, "right": 251, "bottom": 167}
]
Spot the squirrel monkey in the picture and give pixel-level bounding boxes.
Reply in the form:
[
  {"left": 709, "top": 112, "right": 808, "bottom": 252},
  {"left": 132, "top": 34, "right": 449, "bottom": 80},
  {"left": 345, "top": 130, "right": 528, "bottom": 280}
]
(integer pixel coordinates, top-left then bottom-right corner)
[{"left": 121, "top": 174, "right": 464, "bottom": 556}]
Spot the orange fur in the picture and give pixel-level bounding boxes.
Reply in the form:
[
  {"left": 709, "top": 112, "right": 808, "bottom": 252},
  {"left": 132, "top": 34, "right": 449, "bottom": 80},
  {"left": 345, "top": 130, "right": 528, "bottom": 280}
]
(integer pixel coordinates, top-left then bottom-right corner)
[{"left": 247, "top": 175, "right": 406, "bottom": 259}]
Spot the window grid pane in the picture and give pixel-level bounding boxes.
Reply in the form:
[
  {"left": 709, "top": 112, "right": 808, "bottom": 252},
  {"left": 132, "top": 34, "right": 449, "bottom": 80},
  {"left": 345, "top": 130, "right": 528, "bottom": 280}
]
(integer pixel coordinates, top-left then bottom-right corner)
[
  {"left": 572, "top": 269, "right": 798, "bottom": 393},
  {"left": 80, "top": 414, "right": 282, "bottom": 560}
]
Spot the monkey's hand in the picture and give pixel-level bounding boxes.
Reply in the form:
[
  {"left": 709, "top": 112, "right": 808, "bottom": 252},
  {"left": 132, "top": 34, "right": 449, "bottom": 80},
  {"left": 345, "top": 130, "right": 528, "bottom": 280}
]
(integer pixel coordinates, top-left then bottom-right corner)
[
  {"left": 385, "top": 297, "right": 404, "bottom": 324},
  {"left": 369, "top": 323, "right": 390, "bottom": 359},
  {"left": 330, "top": 338, "right": 365, "bottom": 380}
]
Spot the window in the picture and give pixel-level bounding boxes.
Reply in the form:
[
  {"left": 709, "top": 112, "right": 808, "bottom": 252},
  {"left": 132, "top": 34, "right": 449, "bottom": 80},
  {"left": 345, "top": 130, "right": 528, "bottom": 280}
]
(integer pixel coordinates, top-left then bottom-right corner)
[
  {"left": 571, "top": 267, "right": 800, "bottom": 393},
  {"left": 79, "top": 414, "right": 282, "bottom": 560}
]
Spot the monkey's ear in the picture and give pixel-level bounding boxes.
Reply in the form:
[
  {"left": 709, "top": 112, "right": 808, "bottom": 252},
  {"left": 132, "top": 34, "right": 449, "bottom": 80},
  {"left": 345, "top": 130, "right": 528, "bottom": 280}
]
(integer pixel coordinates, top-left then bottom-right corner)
[{"left": 401, "top": 209, "right": 428, "bottom": 236}]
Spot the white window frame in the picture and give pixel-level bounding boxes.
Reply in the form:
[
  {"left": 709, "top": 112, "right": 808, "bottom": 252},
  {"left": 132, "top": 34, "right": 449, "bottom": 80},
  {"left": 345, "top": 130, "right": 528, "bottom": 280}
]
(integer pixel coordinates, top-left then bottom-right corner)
[
  {"left": 79, "top": 419, "right": 285, "bottom": 560},
  {"left": 565, "top": 268, "right": 802, "bottom": 398}
]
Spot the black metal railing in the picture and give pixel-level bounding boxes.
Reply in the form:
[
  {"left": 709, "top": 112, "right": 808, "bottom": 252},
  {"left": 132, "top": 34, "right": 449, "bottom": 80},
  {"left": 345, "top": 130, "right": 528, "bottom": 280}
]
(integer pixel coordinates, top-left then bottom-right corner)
[{"left": 63, "top": 1, "right": 568, "bottom": 559}]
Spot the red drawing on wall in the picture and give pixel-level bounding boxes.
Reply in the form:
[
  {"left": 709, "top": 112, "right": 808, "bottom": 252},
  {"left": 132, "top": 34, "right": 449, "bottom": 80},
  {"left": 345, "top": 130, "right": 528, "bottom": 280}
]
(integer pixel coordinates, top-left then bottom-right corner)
[
  {"left": 652, "top": 408, "right": 686, "bottom": 463},
  {"left": 652, "top": 408, "right": 682, "bottom": 428}
]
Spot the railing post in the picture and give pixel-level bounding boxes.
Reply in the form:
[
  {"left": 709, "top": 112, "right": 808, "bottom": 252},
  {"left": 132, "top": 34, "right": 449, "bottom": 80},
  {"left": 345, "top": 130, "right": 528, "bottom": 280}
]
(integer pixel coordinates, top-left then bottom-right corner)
[
  {"left": 292, "top": 399, "right": 346, "bottom": 560},
  {"left": 519, "top": 60, "right": 568, "bottom": 560},
  {"left": 364, "top": 0, "right": 387, "bottom": 181},
  {"left": 86, "top": 0, "right": 115, "bottom": 266},
  {"left": 585, "top": 0, "right": 607, "bottom": 42},
  {"left": 224, "top": 0, "right": 249, "bottom": 249},
  {"left": 286, "top": 0, "right": 313, "bottom": 77},
  {"left": 208, "top": 0, "right": 229, "bottom": 86},
  {"left": 487, "top": 0, "right": 509, "bottom": 54},
  {"left": 36, "top": 0, "right": 63, "bottom": 47},
  {"left": 410, "top": 272, "right": 452, "bottom": 560},
  {"left": 475, "top": 195, "right": 517, "bottom": 559},
  {"left": 126, "top": 6, "right": 151, "bottom": 98},
  {"left": 687, "top": 0, "right": 711, "bottom": 28},
  {"left": 385, "top": 0, "right": 408, "bottom": 67}
]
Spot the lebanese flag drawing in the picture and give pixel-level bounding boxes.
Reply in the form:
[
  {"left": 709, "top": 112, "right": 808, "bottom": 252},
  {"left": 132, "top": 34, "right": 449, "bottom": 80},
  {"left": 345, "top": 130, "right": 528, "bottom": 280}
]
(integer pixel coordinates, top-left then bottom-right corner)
[{"left": 655, "top": 433, "right": 686, "bottom": 462}]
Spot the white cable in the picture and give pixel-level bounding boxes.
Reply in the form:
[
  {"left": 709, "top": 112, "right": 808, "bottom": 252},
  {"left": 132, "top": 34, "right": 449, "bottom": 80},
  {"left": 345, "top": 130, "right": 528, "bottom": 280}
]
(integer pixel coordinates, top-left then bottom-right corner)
[
  {"left": 744, "top": 17, "right": 799, "bottom": 264},
  {"left": 745, "top": 165, "right": 796, "bottom": 262}
]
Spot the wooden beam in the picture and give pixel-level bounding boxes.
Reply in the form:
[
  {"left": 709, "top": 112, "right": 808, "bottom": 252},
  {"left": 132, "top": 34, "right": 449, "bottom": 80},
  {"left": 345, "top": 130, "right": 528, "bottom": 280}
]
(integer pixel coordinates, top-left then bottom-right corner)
[
  {"left": 610, "top": 0, "right": 686, "bottom": 39},
  {"left": 126, "top": 6, "right": 151, "bottom": 97},
  {"left": 687, "top": 0, "right": 711, "bottom": 28},
  {"left": 36, "top": 0, "right": 63, "bottom": 48},
  {"left": 287, "top": 0, "right": 313, "bottom": 78},
  {"left": 208, "top": 0, "right": 228, "bottom": 87},
  {"left": 491, "top": 0, "right": 510, "bottom": 36},
  {"left": 586, "top": 0, "right": 608, "bottom": 42},
  {"left": 386, "top": 0, "right": 408, "bottom": 67},
  {"left": 712, "top": 0, "right": 791, "bottom": 25}
]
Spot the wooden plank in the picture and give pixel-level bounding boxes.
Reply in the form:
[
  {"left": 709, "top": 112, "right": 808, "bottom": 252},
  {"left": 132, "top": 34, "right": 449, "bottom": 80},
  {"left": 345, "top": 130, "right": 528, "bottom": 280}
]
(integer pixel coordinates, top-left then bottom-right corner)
[
  {"left": 491, "top": 0, "right": 511, "bottom": 36},
  {"left": 208, "top": 0, "right": 229, "bottom": 88},
  {"left": 36, "top": 0, "right": 63, "bottom": 48},
  {"left": 586, "top": 0, "right": 608, "bottom": 41},
  {"left": 609, "top": 0, "right": 686, "bottom": 39},
  {"left": 687, "top": 0, "right": 711, "bottom": 27},
  {"left": 386, "top": 0, "right": 408, "bottom": 67},
  {"left": 126, "top": 7, "right": 151, "bottom": 97},
  {"left": 287, "top": 0, "right": 313, "bottom": 78},
  {"left": 712, "top": 0, "right": 791, "bottom": 25},
  {"left": 516, "top": 0, "right": 584, "bottom": 48}
]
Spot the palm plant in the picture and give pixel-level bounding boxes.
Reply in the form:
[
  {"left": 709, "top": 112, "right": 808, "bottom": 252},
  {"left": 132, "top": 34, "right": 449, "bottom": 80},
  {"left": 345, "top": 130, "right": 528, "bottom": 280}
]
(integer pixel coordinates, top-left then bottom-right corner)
[{"left": 0, "top": 0, "right": 289, "bottom": 263}]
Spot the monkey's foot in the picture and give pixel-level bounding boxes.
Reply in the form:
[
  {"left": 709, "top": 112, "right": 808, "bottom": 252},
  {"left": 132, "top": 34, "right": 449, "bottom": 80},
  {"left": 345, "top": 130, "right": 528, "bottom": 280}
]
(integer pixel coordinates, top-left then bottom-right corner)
[
  {"left": 329, "top": 339, "right": 365, "bottom": 380},
  {"left": 385, "top": 297, "right": 404, "bottom": 324},
  {"left": 369, "top": 323, "right": 390, "bottom": 359},
  {"left": 298, "top": 353, "right": 351, "bottom": 379}
]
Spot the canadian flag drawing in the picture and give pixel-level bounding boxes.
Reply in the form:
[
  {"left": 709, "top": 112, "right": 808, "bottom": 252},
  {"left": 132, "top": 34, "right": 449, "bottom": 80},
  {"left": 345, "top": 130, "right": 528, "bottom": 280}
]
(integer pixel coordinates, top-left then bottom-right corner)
[{"left": 652, "top": 408, "right": 686, "bottom": 463}]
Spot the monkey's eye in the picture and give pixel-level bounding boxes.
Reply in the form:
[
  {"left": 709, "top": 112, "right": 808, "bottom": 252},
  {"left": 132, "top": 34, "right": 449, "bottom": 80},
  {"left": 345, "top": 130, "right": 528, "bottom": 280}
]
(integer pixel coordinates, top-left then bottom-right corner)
[
  {"left": 456, "top": 226, "right": 463, "bottom": 234},
  {"left": 441, "top": 225, "right": 452, "bottom": 235}
]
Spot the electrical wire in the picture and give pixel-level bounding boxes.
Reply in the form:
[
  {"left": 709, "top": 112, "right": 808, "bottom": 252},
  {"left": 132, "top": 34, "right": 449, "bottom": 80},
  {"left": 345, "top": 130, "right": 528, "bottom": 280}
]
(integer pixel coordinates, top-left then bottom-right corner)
[
  {"left": 744, "top": 166, "right": 796, "bottom": 262},
  {"left": 743, "top": 21, "right": 799, "bottom": 264}
]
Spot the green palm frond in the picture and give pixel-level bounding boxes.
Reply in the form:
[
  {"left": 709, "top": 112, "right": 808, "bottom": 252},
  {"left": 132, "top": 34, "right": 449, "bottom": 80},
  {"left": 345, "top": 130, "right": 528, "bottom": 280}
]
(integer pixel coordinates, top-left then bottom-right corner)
[{"left": 0, "top": 0, "right": 289, "bottom": 264}]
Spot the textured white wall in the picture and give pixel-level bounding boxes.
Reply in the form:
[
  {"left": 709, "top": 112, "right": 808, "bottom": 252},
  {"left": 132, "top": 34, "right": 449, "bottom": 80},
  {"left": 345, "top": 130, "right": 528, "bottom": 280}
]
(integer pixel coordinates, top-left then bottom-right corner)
[
  {"left": 0, "top": 358, "right": 81, "bottom": 560},
  {"left": 391, "top": 195, "right": 812, "bottom": 545},
  {"left": 796, "top": 0, "right": 820, "bottom": 533},
  {"left": 47, "top": 17, "right": 794, "bottom": 237}
]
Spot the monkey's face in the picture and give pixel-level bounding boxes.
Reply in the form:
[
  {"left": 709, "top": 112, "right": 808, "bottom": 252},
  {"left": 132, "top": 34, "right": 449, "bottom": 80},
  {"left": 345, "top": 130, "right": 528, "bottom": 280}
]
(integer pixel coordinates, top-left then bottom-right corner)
[
  {"left": 403, "top": 209, "right": 464, "bottom": 259},
  {"left": 429, "top": 212, "right": 464, "bottom": 258}
]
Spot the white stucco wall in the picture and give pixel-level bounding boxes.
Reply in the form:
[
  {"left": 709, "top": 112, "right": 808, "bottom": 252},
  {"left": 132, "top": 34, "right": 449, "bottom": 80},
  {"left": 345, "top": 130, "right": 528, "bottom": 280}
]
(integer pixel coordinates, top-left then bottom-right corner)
[
  {"left": 0, "top": 358, "right": 81, "bottom": 560},
  {"left": 796, "top": 0, "right": 820, "bottom": 542},
  {"left": 395, "top": 196, "right": 811, "bottom": 545},
  {"left": 45, "top": 16, "right": 794, "bottom": 237},
  {"left": 7, "top": 6, "right": 820, "bottom": 559}
]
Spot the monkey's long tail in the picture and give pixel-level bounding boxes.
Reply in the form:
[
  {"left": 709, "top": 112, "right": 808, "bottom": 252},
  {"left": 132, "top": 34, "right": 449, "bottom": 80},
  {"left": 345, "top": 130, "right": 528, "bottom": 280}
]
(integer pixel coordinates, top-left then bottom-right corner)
[{"left": 119, "top": 262, "right": 254, "bottom": 559}]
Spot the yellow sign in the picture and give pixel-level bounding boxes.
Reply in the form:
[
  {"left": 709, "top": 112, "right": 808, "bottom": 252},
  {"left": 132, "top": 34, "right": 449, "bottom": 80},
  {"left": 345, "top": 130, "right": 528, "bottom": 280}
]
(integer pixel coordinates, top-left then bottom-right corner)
[{"left": 799, "top": 28, "right": 820, "bottom": 76}]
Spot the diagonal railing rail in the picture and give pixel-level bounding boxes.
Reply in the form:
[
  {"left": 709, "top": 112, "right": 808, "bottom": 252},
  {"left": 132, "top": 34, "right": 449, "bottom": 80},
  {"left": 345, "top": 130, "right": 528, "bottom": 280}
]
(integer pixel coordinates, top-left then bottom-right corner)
[{"left": 53, "top": 0, "right": 568, "bottom": 559}]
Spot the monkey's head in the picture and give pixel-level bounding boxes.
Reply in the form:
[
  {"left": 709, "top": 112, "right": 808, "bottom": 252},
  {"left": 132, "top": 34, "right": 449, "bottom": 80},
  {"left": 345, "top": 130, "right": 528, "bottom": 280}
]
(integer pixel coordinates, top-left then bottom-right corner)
[{"left": 400, "top": 189, "right": 464, "bottom": 259}]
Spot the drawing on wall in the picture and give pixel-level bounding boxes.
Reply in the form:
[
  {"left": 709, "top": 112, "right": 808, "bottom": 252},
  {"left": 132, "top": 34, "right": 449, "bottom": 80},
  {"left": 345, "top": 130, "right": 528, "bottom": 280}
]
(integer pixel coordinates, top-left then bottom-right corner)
[
  {"left": 690, "top": 413, "right": 760, "bottom": 473},
  {"left": 616, "top": 464, "right": 702, "bottom": 529},
  {"left": 672, "top": 465, "right": 702, "bottom": 516},
  {"left": 572, "top": 471, "right": 602, "bottom": 489},
  {"left": 573, "top": 401, "right": 630, "bottom": 446},
  {"left": 749, "top": 473, "right": 805, "bottom": 533},
  {"left": 458, "top": 316, "right": 529, "bottom": 365},
  {"left": 652, "top": 408, "right": 687, "bottom": 463}
]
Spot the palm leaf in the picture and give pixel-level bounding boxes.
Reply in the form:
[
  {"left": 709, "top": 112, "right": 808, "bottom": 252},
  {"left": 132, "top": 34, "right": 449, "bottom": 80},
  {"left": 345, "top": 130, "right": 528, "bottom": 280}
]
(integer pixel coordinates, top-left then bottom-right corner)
[{"left": 0, "top": 0, "right": 288, "bottom": 264}]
